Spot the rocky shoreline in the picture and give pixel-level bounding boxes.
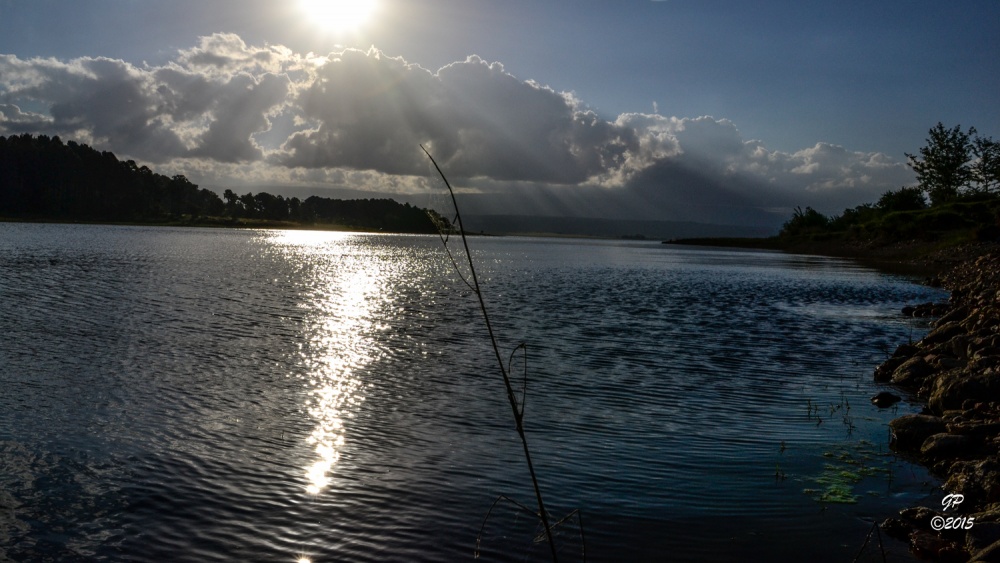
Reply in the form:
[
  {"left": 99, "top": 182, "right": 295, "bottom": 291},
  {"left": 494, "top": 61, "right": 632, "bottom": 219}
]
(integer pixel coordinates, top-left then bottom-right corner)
[{"left": 875, "top": 249, "right": 1000, "bottom": 562}]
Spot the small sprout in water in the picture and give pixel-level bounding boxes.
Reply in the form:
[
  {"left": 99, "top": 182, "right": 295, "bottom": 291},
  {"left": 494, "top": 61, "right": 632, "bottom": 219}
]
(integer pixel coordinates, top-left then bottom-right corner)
[{"left": 780, "top": 440, "right": 787, "bottom": 453}]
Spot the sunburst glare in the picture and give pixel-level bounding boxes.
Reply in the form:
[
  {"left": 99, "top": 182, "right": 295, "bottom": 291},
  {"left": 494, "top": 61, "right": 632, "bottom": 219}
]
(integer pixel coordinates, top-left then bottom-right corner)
[{"left": 299, "top": 0, "right": 378, "bottom": 32}]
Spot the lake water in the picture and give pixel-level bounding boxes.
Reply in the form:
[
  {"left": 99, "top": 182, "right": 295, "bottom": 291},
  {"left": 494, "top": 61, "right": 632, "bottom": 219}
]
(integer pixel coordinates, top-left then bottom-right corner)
[{"left": 0, "top": 223, "right": 949, "bottom": 562}]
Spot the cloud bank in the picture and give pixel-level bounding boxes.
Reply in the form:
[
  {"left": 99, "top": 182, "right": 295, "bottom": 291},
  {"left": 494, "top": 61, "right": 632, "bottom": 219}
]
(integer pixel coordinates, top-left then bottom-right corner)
[{"left": 0, "top": 33, "right": 915, "bottom": 228}]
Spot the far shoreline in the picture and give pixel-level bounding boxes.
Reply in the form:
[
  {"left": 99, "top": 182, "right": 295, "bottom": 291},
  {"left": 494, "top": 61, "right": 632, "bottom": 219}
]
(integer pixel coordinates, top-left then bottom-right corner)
[
  {"left": 0, "top": 214, "right": 436, "bottom": 235},
  {"left": 5, "top": 215, "right": 991, "bottom": 278},
  {"left": 664, "top": 235, "right": 998, "bottom": 278}
]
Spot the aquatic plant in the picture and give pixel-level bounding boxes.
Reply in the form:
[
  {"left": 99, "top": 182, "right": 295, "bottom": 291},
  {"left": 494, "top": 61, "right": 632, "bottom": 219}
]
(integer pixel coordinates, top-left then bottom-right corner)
[
  {"left": 421, "top": 146, "right": 581, "bottom": 561},
  {"left": 807, "top": 442, "right": 897, "bottom": 505}
]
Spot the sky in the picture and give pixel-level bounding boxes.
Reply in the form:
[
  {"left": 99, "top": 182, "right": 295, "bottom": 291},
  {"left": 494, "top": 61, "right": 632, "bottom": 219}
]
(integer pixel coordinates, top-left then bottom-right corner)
[{"left": 1, "top": 0, "right": 998, "bottom": 232}]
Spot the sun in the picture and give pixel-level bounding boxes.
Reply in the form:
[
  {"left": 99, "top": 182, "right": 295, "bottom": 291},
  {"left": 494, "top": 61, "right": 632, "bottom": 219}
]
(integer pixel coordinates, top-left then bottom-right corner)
[{"left": 300, "top": 0, "right": 378, "bottom": 32}]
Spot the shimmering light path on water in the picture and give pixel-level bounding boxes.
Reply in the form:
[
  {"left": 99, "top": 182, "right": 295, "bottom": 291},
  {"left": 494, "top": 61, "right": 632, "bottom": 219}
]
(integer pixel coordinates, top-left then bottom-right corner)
[{"left": 0, "top": 224, "right": 948, "bottom": 561}]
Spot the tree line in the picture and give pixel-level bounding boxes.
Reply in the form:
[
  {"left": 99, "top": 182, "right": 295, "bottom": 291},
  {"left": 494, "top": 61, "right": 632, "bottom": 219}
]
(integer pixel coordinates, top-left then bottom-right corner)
[
  {"left": 781, "top": 123, "right": 1000, "bottom": 241},
  {"left": 0, "top": 133, "right": 443, "bottom": 234}
]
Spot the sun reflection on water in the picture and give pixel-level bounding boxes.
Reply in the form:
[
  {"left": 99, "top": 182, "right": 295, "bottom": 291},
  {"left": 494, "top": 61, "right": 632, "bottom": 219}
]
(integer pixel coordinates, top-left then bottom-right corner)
[{"left": 272, "top": 230, "right": 385, "bottom": 496}]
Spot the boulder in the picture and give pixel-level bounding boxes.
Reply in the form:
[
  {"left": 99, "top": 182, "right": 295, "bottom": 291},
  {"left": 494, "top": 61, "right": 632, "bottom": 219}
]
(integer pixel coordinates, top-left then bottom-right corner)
[
  {"left": 952, "top": 335, "right": 972, "bottom": 359},
  {"left": 967, "top": 522, "right": 1000, "bottom": 558},
  {"left": 910, "top": 530, "right": 967, "bottom": 562},
  {"left": 981, "top": 346, "right": 1000, "bottom": 359},
  {"left": 948, "top": 421, "right": 1000, "bottom": 438},
  {"left": 944, "top": 459, "right": 1000, "bottom": 504},
  {"left": 894, "top": 343, "right": 920, "bottom": 358},
  {"left": 871, "top": 391, "right": 902, "bottom": 408},
  {"left": 890, "top": 414, "right": 947, "bottom": 452},
  {"left": 882, "top": 506, "right": 939, "bottom": 541},
  {"left": 900, "top": 506, "right": 939, "bottom": 527},
  {"left": 924, "top": 321, "right": 968, "bottom": 347},
  {"left": 930, "top": 371, "right": 1000, "bottom": 413},
  {"left": 881, "top": 516, "right": 912, "bottom": 540},
  {"left": 971, "top": 538, "right": 1000, "bottom": 562},
  {"left": 875, "top": 356, "right": 906, "bottom": 382},
  {"left": 934, "top": 356, "right": 965, "bottom": 370},
  {"left": 892, "top": 356, "right": 935, "bottom": 385},
  {"left": 938, "top": 305, "right": 971, "bottom": 327},
  {"left": 921, "top": 432, "right": 974, "bottom": 460}
]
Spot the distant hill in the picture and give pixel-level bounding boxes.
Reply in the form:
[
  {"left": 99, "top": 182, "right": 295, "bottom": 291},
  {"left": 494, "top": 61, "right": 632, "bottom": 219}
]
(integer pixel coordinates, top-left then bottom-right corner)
[{"left": 461, "top": 214, "right": 777, "bottom": 239}]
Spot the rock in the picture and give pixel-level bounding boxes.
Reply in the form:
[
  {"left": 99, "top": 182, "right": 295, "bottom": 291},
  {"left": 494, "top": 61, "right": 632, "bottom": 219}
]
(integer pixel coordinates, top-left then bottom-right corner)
[
  {"left": 871, "top": 391, "right": 902, "bottom": 407},
  {"left": 929, "top": 371, "right": 1000, "bottom": 413},
  {"left": 938, "top": 305, "right": 971, "bottom": 327},
  {"left": 921, "top": 432, "right": 974, "bottom": 459},
  {"left": 900, "top": 506, "right": 939, "bottom": 526},
  {"left": 978, "top": 347, "right": 1000, "bottom": 359},
  {"left": 944, "top": 459, "right": 1000, "bottom": 504},
  {"left": 967, "top": 522, "right": 1000, "bottom": 556},
  {"left": 881, "top": 507, "right": 938, "bottom": 543},
  {"left": 940, "top": 545, "right": 972, "bottom": 563},
  {"left": 906, "top": 302, "right": 952, "bottom": 318},
  {"left": 875, "top": 356, "right": 906, "bottom": 382},
  {"left": 952, "top": 335, "right": 972, "bottom": 359},
  {"left": 882, "top": 251, "right": 1000, "bottom": 554},
  {"left": 892, "top": 356, "right": 935, "bottom": 385},
  {"left": 910, "top": 530, "right": 966, "bottom": 562},
  {"left": 971, "top": 539, "right": 1000, "bottom": 562},
  {"left": 890, "top": 414, "right": 947, "bottom": 452},
  {"left": 947, "top": 421, "right": 1000, "bottom": 438},
  {"left": 933, "top": 304, "right": 954, "bottom": 317},
  {"left": 881, "top": 516, "right": 912, "bottom": 539},
  {"left": 935, "top": 356, "right": 964, "bottom": 370},
  {"left": 924, "top": 321, "right": 968, "bottom": 346}
]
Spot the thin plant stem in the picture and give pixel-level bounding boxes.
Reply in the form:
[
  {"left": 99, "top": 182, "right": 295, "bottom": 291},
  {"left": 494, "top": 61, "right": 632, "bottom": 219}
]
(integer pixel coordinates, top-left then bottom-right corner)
[{"left": 421, "top": 145, "right": 559, "bottom": 562}]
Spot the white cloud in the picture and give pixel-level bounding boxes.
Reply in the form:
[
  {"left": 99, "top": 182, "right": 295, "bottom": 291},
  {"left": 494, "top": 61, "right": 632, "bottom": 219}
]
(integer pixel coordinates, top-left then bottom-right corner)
[
  {"left": 0, "top": 33, "right": 916, "bottom": 225},
  {"left": 175, "top": 33, "right": 301, "bottom": 77},
  {"left": 607, "top": 113, "right": 914, "bottom": 213},
  {"left": 0, "top": 102, "right": 51, "bottom": 129},
  {"left": 279, "top": 50, "right": 637, "bottom": 183}
]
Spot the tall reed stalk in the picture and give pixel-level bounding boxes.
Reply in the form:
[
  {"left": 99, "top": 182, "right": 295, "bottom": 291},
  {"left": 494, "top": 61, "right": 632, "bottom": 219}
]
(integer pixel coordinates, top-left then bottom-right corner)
[{"left": 421, "top": 145, "right": 560, "bottom": 562}]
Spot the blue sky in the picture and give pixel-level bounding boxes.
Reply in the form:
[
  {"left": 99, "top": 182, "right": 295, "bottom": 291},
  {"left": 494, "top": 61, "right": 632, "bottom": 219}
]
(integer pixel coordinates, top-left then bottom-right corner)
[{"left": 1, "top": 0, "right": 998, "bottom": 230}]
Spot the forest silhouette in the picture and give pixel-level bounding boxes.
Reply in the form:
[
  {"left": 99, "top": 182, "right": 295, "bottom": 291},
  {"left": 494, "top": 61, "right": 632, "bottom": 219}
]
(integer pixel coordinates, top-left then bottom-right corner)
[{"left": 0, "top": 134, "right": 442, "bottom": 233}]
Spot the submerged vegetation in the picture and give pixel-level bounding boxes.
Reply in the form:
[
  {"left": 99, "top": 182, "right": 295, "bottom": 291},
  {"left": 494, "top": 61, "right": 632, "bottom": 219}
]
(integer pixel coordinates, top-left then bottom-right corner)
[
  {"left": 807, "top": 444, "right": 896, "bottom": 505},
  {"left": 0, "top": 133, "right": 443, "bottom": 233}
]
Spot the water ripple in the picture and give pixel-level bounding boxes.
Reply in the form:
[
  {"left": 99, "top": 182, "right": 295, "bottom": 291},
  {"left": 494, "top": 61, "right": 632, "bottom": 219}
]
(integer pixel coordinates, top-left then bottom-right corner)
[{"left": 0, "top": 226, "right": 948, "bottom": 561}]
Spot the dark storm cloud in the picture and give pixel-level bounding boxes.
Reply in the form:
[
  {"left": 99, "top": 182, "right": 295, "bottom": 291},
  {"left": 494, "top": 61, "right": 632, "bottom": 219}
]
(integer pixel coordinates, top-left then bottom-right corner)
[{"left": 279, "top": 50, "right": 637, "bottom": 183}]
